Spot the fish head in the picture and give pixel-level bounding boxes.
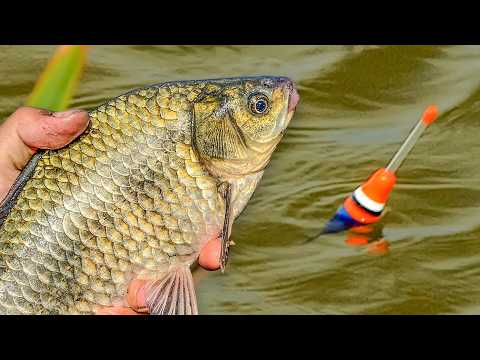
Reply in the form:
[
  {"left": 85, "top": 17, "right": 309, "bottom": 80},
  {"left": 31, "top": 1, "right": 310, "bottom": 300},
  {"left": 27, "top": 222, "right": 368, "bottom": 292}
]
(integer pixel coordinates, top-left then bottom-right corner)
[
  {"left": 192, "top": 76, "right": 299, "bottom": 178},
  {"left": 224, "top": 76, "right": 299, "bottom": 144}
]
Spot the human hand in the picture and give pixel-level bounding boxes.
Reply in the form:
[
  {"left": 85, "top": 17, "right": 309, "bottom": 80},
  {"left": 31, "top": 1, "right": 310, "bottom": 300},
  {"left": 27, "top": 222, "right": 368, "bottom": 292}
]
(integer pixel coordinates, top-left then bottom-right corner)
[
  {"left": 0, "top": 107, "right": 222, "bottom": 315},
  {"left": 0, "top": 107, "right": 90, "bottom": 200}
]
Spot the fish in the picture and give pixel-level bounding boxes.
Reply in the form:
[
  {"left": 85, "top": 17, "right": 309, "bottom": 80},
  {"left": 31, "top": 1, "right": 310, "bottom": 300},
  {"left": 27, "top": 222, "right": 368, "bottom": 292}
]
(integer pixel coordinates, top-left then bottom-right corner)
[{"left": 0, "top": 76, "right": 299, "bottom": 315}]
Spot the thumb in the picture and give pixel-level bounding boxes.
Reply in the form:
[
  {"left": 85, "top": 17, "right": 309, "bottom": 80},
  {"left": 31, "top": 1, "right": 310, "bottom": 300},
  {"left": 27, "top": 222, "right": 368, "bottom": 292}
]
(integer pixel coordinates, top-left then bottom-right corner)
[
  {"left": 0, "top": 107, "right": 89, "bottom": 200},
  {"left": 198, "top": 237, "right": 221, "bottom": 271}
]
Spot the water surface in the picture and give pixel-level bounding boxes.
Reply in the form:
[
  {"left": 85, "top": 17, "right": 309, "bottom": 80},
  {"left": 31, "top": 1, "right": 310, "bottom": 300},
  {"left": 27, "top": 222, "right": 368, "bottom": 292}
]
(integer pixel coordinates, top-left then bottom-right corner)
[{"left": 1, "top": 45, "right": 479, "bottom": 314}]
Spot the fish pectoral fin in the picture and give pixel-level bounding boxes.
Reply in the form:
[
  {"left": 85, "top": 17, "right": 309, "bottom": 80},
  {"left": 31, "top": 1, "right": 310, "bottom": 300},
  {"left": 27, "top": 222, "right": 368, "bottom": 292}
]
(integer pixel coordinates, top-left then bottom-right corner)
[
  {"left": 144, "top": 265, "right": 198, "bottom": 315},
  {"left": 220, "top": 182, "right": 233, "bottom": 273}
]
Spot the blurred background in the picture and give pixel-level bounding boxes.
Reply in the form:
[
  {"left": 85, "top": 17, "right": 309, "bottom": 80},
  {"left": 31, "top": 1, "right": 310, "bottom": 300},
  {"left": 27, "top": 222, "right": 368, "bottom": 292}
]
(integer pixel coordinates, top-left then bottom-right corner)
[{"left": 1, "top": 45, "right": 480, "bottom": 314}]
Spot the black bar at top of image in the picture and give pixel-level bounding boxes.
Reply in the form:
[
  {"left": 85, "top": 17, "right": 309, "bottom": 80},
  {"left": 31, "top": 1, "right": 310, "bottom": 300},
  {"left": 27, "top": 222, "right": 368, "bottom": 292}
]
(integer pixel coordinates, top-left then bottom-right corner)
[{"left": 1, "top": 6, "right": 479, "bottom": 45}]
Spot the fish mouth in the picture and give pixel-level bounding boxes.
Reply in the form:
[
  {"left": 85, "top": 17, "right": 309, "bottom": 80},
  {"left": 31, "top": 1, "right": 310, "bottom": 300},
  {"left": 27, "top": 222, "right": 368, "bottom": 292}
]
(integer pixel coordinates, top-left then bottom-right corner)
[
  {"left": 288, "top": 84, "right": 300, "bottom": 113},
  {"left": 279, "top": 78, "right": 299, "bottom": 130},
  {"left": 275, "top": 77, "right": 299, "bottom": 113}
]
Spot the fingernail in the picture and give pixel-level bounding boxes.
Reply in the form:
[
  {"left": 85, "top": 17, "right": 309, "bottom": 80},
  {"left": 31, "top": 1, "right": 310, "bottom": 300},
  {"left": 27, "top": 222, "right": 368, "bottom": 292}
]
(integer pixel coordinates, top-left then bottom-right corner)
[{"left": 52, "top": 109, "right": 84, "bottom": 118}]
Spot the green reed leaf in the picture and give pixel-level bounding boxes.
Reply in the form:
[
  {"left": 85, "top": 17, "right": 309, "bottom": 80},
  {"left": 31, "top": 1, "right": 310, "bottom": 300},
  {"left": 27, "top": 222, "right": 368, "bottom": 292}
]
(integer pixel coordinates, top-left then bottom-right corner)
[{"left": 27, "top": 45, "right": 88, "bottom": 111}]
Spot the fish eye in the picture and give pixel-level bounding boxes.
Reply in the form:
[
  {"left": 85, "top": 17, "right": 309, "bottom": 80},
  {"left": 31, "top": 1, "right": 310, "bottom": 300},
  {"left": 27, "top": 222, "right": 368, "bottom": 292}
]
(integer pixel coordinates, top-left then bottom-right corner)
[{"left": 248, "top": 94, "right": 270, "bottom": 115}]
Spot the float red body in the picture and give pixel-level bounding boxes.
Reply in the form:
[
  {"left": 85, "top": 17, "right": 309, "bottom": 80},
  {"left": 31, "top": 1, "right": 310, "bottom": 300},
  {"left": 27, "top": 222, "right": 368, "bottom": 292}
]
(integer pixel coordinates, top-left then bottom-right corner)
[{"left": 343, "top": 168, "right": 397, "bottom": 224}]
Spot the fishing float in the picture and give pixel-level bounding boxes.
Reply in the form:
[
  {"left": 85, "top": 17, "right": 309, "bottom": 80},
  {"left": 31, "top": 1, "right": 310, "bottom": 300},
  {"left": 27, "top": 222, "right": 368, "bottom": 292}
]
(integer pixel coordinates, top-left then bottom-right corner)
[{"left": 323, "top": 104, "right": 440, "bottom": 234}]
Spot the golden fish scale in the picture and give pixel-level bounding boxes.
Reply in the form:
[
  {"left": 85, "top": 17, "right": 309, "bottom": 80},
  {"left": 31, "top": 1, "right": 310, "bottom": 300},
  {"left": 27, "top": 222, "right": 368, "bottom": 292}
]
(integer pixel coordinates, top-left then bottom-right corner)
[{"left": 0, "top": 85, "right": 225, "bottom": 314}]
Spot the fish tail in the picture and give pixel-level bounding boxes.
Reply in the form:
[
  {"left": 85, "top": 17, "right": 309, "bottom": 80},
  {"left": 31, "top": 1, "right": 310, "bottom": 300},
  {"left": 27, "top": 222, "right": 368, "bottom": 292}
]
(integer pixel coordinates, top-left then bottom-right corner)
[{"left": 144, "top": 265, "right": 198, "bottom": 315}]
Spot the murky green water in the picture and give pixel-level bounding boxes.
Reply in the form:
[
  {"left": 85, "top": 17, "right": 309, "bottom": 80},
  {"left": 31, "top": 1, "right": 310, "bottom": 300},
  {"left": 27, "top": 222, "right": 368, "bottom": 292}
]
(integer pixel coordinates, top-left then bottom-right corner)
[{"left": 1, "top": 45, "right": 480, "bottom": 314}]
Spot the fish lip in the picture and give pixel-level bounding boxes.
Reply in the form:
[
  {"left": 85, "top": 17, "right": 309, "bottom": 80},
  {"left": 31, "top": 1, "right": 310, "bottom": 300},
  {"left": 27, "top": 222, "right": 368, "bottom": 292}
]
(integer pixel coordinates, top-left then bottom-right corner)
[
  {"left": 288, "top": 87, "right": 300, "bottom": 112},
  {"left": 274, "top": 77, "right": 299, "bottom": 113}
]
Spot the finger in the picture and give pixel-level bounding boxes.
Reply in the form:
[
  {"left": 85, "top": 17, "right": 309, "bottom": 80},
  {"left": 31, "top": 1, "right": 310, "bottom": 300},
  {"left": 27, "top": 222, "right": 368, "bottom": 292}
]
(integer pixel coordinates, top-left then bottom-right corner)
[
  {"left": 198, "top": 237, "right": 221, "bottom": 271},
  {"left": 0, "top": 106, "right": 89, "bottom": 167},
  {"left": 15, "top": 106, "right": 89, "bottom": 150},
  {"left": 95, "top": 306, "right": 146, "bottom": 315},
  {"left": 0, "top": 107, "right": 89, "bottom": 200},
  {"left": 126, "top": 279, "right": 149, "bottom": 312}
]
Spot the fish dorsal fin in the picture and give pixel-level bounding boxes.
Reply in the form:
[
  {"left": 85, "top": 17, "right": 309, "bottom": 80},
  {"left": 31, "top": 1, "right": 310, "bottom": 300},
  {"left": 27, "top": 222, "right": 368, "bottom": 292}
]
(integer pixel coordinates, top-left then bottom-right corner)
[{"left": 144, "top": 265, "right": 198, "bottom": 315}]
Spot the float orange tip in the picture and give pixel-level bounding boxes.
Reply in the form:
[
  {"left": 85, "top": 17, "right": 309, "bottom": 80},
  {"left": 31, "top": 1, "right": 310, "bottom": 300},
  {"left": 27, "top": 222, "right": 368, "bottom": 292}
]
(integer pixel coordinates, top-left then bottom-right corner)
[{"left": 421, "top": 105, "right": 439, "bottom": 125}]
